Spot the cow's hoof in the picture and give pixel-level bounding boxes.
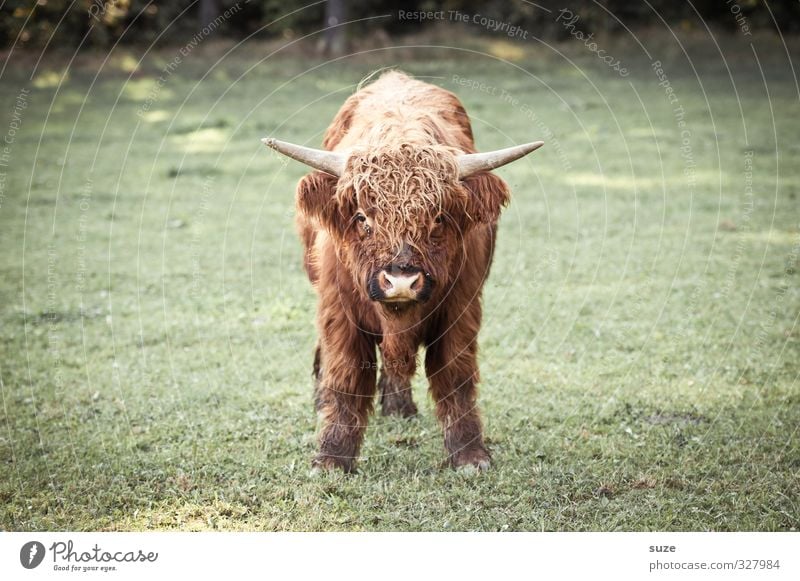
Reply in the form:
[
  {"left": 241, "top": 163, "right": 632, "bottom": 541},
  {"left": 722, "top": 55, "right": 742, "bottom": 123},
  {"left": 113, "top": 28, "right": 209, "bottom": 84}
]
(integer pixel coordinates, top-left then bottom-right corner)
[
  {"left": 311, "top": 454, "right": 356, "bottom": 474},
  {"left": 451, "top": 447, "right": 491, "bottom": 472},
  {"left": 381, "top": 397, "right": 418, "bottom": 418}
]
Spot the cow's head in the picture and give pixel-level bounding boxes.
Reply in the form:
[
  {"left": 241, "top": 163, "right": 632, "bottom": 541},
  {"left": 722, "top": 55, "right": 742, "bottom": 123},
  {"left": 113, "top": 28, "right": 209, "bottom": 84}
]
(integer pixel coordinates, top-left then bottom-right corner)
[{"left": 263, "top": 137, "right": 542, "bottom": 312}]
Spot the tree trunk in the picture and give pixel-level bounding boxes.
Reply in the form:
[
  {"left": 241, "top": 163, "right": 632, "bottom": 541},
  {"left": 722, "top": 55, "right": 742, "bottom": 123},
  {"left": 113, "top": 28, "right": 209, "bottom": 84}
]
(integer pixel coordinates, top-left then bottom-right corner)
[
  {"left": 320, "top": 0, "right": 347, "bottom": 56},
  {"left": 199, "top": 0, "right": 220, "bottom": 29}
]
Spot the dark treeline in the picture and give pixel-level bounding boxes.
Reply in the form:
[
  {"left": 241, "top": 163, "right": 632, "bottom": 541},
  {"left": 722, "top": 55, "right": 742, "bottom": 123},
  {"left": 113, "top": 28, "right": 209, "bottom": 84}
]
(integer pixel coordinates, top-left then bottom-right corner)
[{"left": 1, "top": 0, "right": 797, "bottom": 51}]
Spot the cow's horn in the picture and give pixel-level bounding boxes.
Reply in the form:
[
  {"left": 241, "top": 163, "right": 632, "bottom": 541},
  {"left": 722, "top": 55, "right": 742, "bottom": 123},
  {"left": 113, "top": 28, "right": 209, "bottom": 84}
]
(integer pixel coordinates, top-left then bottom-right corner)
[
  {"left": 457, "top": 141, "right": 544, "bottom": 178},
  {"left": 262, "top": 137, "right": 346, "bottom": 177}
]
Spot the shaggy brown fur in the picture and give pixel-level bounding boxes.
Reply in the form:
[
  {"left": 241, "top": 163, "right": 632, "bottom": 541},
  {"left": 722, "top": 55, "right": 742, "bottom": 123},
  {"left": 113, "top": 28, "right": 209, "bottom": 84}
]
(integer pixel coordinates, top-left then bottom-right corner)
[{"left": 295, "top": 71, "right": 511, "bottom": 472}]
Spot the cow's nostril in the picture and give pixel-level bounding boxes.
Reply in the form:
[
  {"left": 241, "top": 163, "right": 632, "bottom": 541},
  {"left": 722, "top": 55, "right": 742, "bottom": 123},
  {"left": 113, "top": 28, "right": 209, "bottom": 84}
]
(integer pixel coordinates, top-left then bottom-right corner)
[{"left": 378, "top": 271, "right": 392, "bottom": 291}]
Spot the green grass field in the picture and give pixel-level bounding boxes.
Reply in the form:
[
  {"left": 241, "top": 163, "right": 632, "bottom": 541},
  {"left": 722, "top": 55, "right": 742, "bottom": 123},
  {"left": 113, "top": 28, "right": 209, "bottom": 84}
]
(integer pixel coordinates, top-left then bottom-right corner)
[{"left": 0, "top": 32, "right": 798, "bottom": 531}]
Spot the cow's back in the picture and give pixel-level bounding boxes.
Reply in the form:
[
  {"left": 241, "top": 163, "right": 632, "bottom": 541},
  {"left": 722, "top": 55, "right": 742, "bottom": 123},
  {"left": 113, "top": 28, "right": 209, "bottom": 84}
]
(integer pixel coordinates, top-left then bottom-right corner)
[{"left": 322, "top": 71, "right": 475, "bottom": 153}]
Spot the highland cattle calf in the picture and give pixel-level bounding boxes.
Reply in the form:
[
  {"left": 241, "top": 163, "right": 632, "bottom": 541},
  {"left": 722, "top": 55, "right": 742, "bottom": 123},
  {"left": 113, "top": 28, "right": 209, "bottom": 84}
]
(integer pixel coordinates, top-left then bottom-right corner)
[{"left": 263, "top": 71, "right": 542, "bottom": 472}]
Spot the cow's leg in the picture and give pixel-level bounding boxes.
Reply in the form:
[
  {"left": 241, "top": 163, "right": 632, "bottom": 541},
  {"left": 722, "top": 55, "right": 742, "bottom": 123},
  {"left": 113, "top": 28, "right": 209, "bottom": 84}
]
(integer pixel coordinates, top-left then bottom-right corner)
[
  {"left": 312, "top": 343, "right": 323, "bottom": 412},
  {"left": 425, "top": 307, "right": 490, "bottom": 470},
  {"left": 378, "top": 342, "right": 417, "bottom": 418},
  {"left": 313, "top": 318, "right": 377, "bottom": 473}
]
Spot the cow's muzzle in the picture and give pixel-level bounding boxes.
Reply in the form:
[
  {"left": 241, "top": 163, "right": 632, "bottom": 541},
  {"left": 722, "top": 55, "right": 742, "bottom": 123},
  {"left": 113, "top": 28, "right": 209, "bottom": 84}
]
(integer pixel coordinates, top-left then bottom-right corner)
[{"left": 368, "top": 266, "right": 432, "bottom": 304}]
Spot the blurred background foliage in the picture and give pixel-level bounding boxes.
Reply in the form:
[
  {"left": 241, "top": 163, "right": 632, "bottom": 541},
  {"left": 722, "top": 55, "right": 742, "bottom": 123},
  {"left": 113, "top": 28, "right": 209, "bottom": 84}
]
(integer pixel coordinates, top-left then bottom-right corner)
[{"left": 1, "top": 0, "right": 797, "bottom": 52}]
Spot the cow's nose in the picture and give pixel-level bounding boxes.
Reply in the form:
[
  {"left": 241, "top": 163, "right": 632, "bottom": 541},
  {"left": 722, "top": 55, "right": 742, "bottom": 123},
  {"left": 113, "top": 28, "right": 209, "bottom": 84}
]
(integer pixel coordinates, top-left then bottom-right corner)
[{"left": 378, "top": 270, "right": 422, "bottom": 301}]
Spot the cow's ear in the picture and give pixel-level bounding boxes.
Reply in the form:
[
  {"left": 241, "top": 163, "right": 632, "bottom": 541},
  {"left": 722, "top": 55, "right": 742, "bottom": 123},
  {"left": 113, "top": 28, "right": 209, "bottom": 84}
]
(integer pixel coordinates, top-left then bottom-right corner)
[
  {"left": 460, "top": 171, "right": 511, "bottom": 225},
  {"left": 296, "top": 171, "right": 340, "bottom": 228}
]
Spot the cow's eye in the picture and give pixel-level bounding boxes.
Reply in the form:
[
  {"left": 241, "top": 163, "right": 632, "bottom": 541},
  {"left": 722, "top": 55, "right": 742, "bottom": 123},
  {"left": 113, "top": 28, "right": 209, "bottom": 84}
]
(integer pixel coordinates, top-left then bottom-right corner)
[
  {"left": 433, "top": 214, "right": 444, "bottom": 225},
  {"left": 355, "top": 212, "right": 372, "bottom": 235}
]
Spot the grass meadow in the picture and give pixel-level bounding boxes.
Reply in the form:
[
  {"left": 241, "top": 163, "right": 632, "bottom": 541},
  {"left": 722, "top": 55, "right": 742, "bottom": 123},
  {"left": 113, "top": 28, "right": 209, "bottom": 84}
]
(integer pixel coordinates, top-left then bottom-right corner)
[{"left": 0, "top": 31, "right": 798, "bottom": 531}]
